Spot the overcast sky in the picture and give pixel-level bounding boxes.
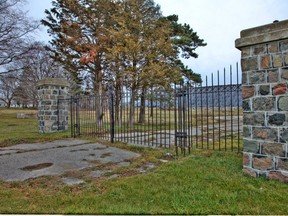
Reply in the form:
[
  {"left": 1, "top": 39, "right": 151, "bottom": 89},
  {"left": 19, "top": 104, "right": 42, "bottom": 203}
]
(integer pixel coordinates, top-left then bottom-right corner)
[{"left": 25, "top": 0, "right": 288, "bottom": 84}]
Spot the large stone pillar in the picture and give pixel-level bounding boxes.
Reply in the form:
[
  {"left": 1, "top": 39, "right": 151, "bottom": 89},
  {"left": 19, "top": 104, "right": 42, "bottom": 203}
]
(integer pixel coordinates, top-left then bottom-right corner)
[
  {"left": 235, "top": 20, "right": 288, "bottom": 182},
  {"left": 37, "top": 78, "right": 70, "bottom": 133}
]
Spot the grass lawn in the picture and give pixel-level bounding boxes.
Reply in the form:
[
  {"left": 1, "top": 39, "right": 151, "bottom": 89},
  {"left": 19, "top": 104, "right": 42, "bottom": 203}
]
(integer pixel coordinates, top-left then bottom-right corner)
[
  {"left": 0, "top": 108, "right": 287, "bottom": 214},
  {"left": 0, "top": 108, "right": 70, "bottom": 147}
]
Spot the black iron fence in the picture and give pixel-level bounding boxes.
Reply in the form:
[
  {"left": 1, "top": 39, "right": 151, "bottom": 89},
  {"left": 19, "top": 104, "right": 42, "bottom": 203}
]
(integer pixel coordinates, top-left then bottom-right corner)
[{"left": 57, "top": 65, "right": 243, "bottom": 155}]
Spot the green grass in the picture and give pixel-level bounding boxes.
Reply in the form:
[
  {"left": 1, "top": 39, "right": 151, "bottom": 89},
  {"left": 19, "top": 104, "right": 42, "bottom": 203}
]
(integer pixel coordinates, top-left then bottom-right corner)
[
  {"left": 0, "top": 108, "right": 287, "bottom": 214},
  {"left": 0, "top": 108, "right": 70, "bottom": 147},
  {"left": 0, "top": 150, "right": 287, "bottom": 214}
]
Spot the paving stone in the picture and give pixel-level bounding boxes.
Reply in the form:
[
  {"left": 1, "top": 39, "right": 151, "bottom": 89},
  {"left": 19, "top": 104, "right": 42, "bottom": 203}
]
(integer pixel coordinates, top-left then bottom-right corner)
[{"left": 0, "top": 140, "right": 140, "bottom": 182}]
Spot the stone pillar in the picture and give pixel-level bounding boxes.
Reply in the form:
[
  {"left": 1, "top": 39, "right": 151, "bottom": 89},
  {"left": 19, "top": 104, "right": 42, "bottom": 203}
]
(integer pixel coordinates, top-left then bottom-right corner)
[
  {"left": 37, "top": 78, "right": 70, "bottom": 133},
  {"left": 235, "top": 20, "right": 288, "bottom": 182}
]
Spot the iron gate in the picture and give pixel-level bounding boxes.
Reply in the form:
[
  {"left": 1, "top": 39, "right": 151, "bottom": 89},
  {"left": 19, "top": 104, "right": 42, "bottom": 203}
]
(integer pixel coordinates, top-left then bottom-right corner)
[{"left": 59, "top": 66, "right": 243, "bottom": 155}]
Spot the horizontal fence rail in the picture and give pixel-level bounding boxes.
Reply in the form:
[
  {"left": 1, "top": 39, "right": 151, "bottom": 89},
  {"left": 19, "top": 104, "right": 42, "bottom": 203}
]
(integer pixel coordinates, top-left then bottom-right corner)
[{"left": 57, "top": 64, "right": 243, "bottom": 155}]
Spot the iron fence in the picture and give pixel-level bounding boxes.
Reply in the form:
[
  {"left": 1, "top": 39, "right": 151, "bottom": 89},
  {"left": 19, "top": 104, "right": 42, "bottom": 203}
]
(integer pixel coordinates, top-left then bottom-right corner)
[{"left": 57, "top": 64, "right": 243, "bottom": 155}]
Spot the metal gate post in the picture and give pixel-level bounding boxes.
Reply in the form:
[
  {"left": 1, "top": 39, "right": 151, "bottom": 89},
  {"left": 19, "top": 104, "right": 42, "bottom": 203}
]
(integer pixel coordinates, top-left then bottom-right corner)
[
  {"left": 175, "top": 86, "right": 189, "bottom": 156},
  {"left": 70, "top": 96, "right": 74, "bottom": 137},
  {"left": 75, "top": 95, "right": 80, "bottom": 136},
  {"left": 109, "top": 88, "right": 115, "bottom": 143}
]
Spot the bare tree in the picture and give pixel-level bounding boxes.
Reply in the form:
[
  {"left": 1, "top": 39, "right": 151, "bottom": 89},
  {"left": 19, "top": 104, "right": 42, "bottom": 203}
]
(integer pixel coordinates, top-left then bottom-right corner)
[
  {"left": 0, "top": 0, "right": 39, "bottom": 74},
  {"left": 13, "top": 42, "right": 67, "bottom": 107},
  {"left": 0, "top": 72, "right": 19, "bottom": 107}
]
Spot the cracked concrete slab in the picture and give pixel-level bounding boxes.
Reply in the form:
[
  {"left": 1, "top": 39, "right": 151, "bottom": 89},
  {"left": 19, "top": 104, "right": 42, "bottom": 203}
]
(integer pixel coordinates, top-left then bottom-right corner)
[{"left": 0, "top": 140, "right": 140, "bottom": 182}]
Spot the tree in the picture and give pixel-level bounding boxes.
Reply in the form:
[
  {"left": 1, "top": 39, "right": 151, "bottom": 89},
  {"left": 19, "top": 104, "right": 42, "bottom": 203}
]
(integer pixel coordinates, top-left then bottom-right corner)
[
  {"left": 0, "top": 0, "right": 39, "bottom": 74},
  {"left": 166, "top": 15, "right": 206, "bottom": 84},
  {"left": 42, "top": 0, "right": 117, "bottom": 125},
  {"left": 42, "top": 0, "right": 206, "bottom": 126},
  {"left": 14, "top": 42, "right": 67, "bottom": 107},
  {"left": 108, "top": 0, "right": 181, "bottom": 125},
  {"left": 1, "top": 42, "right": 68, "bottom": 108},
  {"left": 0, "top": 72, "right": 19, "bottom": 108}
]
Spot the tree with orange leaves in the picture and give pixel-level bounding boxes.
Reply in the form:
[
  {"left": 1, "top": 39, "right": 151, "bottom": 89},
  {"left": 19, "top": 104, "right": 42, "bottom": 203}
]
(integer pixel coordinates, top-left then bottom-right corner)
[{"left": 42, "top": 0, "right": 117, "bottom": 125}]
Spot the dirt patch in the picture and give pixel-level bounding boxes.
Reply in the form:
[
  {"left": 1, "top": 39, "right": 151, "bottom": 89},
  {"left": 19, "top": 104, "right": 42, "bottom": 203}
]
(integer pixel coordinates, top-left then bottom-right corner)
[{"left": 20, "top": 163, "right": 53, "bottom": 171}]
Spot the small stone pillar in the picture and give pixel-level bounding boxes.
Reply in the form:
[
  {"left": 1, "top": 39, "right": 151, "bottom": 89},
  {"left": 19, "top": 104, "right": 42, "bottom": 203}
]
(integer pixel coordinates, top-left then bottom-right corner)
[
  {"left": 235, "top": 20, "right": 288, "bottom": 182},
  {"left": 37, "top": 78, "right": 70, "bottom": 133}
]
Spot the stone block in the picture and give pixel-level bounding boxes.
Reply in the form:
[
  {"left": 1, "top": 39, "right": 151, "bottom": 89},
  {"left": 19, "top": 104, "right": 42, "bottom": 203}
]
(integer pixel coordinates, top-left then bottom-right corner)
[
  {"left": 249, "top": 70, "right": 266, "bottom": 84},
  {"left": 262, "top": 143, "right": 285, "bottom": 157},
  {"left": 44, "top": 111, "right": 52, "bottom": 116},
  {"left": 243, "top": 139, "right": 260, "bottom": 153},
  {"left": 243, "top": 100, "right": 251, "bottom": 111},
  {"left": 253, "top": 156, "right": 273, "bottom": 170},
  {"left": 260, "top": 55, "right": 271, "bottom": 69},
  {"left": 268, "top": 113, "right": 286, "bottom": 126},
  {"left": 280, "top": 40, "right": 288, "bottom": 52},
  {"left": 253, "top": 44, "right": 266, "bottom": 55},
  {"left": 273, "top": 83, "right": 287, "bottom": 95},
  {"left": 242, "top": 72, "right": 248, "bottom": 85},
  {"left": 281, "top": 68, "right": 288, "bottom": 81},
  {"left": 241, "top": 57, "right": 258, "bottom": 71},
  {"left": 268, "top": 42, "right": 279, "bottom": 53},
  {"left": 243, "top": 153, "right": 251, "bottom": 166},
  {"left": 268, "top": 69, "right": 279, "bottom": 82},
  {"left": 253, "top": 97, "right": 275, "bottom": 111},
  {"left": 283, "top": 52, "right": 288, "bottom": 66},
  {"left": 280, "top": 129, "right": 288, "bottom": 143},
  {"left": 268, "top": 171, "right": 288, "bottom": 182},
  {"left": 278, "top": 96, "right": 288, "bottom": 111},
  {"left": 253, "top": 127, "right": 278, "bottom": 142},
  {"left": 243, "top": 126, "right": 251, "bottom": 138},
  {"left": 241, "top": 47, "right": 251, "bottom": 57},
  {"left": 259, "top": 85, "right": 270, "bottom": 95},
  {"left": 243, "top": 168, "right": 257, "bottom": 177},
  {"left": 242, "top": 86, "right": 255, "bottom": 99},
  {"left": 272, "top": 54, "right": 283, "bottom": 68},
  {"left": 243, "top": 112, "right": 265, "bottom": 126},
  {"left": 277, "top": 159, "right": 288, "bottom": 171}
]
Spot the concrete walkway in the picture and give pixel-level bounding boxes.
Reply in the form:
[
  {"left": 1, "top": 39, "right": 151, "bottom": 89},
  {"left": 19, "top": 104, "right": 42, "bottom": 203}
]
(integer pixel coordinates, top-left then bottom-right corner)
[{"left": 0, "top": 140, "right": 140, "bottom": 182}]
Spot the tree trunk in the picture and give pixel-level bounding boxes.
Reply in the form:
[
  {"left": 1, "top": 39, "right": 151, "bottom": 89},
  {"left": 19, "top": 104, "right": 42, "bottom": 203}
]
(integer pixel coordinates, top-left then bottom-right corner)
[
  {"left": 138, "top": 87, "right": 146, "bottom": 124},
  {"left": 129, "top": 87, "right": 136, "bottom": 127},
  {"left": 94, "top": 58, "right": 104, "bottom": 127}
]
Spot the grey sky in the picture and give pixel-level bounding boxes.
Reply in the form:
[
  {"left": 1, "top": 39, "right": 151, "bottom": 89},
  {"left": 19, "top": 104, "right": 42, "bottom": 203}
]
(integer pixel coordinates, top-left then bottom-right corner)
[{"left": 25, "top": 0, "right": 288, "bottom": 84}]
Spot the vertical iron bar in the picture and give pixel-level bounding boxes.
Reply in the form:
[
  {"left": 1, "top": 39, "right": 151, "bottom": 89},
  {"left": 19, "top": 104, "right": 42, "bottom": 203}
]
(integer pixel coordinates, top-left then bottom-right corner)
[
  {"left": 174, "top": 84, "right": 178, "bottom": 157},
  {"left": 224, "top": 68, "right": 227, "bottom": 151},
  {"left": 183, "top": 86, "right": 186, "bottom": 156},
  {"left": 230, "top": 65, "right": 233, "bottom": 151},
  {"left": 237, "top": 62, "right": 240, "bottom": 152},
  {"left": 218, "top": 70, "right": 221, "bottom": 150},
  {"left": 195, "top": 82, "right": 198, "bottom": 148},
  {"left": 200, "top": 82, "right": 204, "bottom": 149},
  {"left": 212, "top": 73, "right": 215, "bottom": 150},
  {"left": 206, "top": 76, "right": 209, "bottom": 149},
  {"left": 70, "top": 96, "right": 74, "bottom": 137},
  {"left": 76, "top": 96, "right": 80, "bottom": 136},
  {"left": 110, "top": 90, "right": 115, "bottom": 143},
  {"left": 187, "top": 86, "right": 191, "bottom": 154}
]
